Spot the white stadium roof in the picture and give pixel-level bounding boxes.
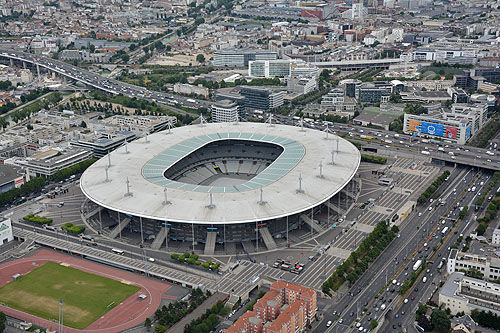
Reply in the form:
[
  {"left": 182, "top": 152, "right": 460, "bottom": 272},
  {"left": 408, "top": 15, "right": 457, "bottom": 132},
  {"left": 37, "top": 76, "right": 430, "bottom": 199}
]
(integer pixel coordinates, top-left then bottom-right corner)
[{"left": 80, "top": 122, "right": 360, "bottom": 225}]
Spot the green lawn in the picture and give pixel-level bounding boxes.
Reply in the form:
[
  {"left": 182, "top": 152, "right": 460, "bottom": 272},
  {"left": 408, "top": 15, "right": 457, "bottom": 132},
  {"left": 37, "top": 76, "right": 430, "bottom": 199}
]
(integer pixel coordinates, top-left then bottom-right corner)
[{"left": 0, "top": 262, "right": 140, "bottom": 329}]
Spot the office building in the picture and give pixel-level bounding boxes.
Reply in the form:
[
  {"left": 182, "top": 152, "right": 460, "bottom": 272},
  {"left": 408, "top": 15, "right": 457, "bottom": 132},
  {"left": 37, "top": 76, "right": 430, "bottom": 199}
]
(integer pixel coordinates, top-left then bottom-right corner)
[
  {"left": 0, "top": 164, "right": 24, "bottom": 193},
  {"left": 448, "top": 87, "right": 469, "bottom": 104},
  {"left": 0, "top": 218, "right": 13, "bottom": 245},
  {"left": 439, "top": 272, "right": 500, "bottom": 316},
  {"left": 403, "top": 103, "right": 487, "bottom": 145},
  {"left": 213, "top": 49, "right": 277, "bottom": 67},
  {"left": 211, "top": 100, "right": 240, "bottom": 123},
  {"left": 287, "top": 76, "right": 317, "bottom": 94},
  {"left": 447, "top": 249, "right": 500, "bottom": 282},
  {"left": 71, "top": 130, "right": 136, "bottom": 157},
  {"left": 240, "top": 87, "right": 284, "bottom": 111},
  {"left": 248, "top": 60, "right": 319, "bottom": 79},
  {"left": 341, "top": 79, "right": 362, "bottom": 98},
  {"left": 224, "top": 281, "right": 317, "bottom": 333},
  {"left": 10, "top": 147, "right": 93, "bottom": 178},
  {"left": 356, "top": 82, "right": 392, "bottom": 104}
]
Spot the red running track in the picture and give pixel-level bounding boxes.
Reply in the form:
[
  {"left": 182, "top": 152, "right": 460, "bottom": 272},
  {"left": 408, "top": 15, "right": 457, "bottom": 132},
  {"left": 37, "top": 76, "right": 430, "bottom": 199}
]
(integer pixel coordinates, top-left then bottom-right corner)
[{"left": 0, "top": 249, "right": 173, "bottom": 332}]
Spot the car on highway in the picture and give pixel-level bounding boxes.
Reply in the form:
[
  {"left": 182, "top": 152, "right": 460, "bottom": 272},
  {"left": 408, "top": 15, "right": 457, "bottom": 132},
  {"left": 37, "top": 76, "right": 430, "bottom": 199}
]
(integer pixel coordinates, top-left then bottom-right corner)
[{"left": 326, "top": 320, "right": 332, "bottom": 327}]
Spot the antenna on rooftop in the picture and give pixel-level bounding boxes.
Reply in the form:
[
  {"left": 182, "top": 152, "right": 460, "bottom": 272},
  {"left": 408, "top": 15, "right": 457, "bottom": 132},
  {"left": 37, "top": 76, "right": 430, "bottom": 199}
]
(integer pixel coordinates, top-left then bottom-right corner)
[
  {"left": 124, "top": 177, "right": 133, "bottom": 197},
  {"left": 145, "top": 133, "right": 149, "bottom": 143},
  {"left": 298, "top": 118, "right": 305, "bottom": 132},
  {"left": 296, "top": 174, "right": 304, "bottom": 194},
  {"left": 162, "top": 187, "right": 171, "bottom": 205},
  {"left": 107, "top": 151, "right": 111, "bottom": 167},
  {"left": 336, "top": 135, "right": 340, "bottom": 153},
  {"left": 124, "top": 140, "right": 129, "bottom": 154},
  {"left": 324, "top": 124, "right": 330, "bottom": 140}
]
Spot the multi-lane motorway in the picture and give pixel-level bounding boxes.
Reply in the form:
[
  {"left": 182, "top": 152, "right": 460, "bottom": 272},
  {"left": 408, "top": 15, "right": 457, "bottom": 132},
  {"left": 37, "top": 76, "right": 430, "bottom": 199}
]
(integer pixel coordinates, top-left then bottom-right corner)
[
  {"left": 0, "top": 50, "right": 210, "bottom": 112},
  {"left": 262, "top": 113, "right": 500, "bottom": 171},
  {"left": 315, "top": 165, "right": 487, "bottom": 332}
]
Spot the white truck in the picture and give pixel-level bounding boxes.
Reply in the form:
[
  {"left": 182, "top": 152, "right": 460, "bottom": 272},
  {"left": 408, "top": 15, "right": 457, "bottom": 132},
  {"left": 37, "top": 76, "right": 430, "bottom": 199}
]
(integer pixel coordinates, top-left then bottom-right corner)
[
  {"left": 413, "top": 259, "right": 422, "bottom": 271},
  {"left": 421, "top": 151, "right": 430, "bottom": 155}
]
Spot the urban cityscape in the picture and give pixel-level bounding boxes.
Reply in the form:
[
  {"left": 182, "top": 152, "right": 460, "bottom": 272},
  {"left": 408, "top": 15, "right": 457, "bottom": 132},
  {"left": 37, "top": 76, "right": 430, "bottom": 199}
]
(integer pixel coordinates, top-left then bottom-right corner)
[{"left": 0, "top": 0, "right": 498, "bottom": 332}]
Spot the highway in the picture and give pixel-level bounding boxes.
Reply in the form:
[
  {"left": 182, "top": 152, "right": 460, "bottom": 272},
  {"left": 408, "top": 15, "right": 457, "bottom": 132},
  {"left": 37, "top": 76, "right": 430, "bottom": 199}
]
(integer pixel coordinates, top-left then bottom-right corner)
[
  {"left": 0, "top": 50, "right": 211, "bottom": 112},
  {"left": 377, "top": 170, "right": 499, "bottom": 332},
  {"left": 258, "top": 112, "right": 500, "bottom": 171},
  {"left": 316, "top": 165, "right": 481, "bottom": 333}
]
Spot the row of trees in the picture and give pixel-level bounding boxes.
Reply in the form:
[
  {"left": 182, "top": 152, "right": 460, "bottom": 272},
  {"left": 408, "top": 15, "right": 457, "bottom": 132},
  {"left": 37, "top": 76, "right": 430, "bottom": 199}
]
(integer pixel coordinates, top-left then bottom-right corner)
[
  {"left": 322, "top": 222, "right": 399, "bottom": 295},
  {"left": 184, "top": 300, "right": 230, "bottom": 333},
  {"left": 467, "top": 112, "right": 500, "bottom": 148},
  {"left": 399, "top": 261, "right": 426, "bottom": 295},
  {"left": 475, "top": 193, "right": 500, "bottom": 236},
  {"left": 153, "top": 288, "right": 210, "bottom": 330},
  {"left": 417, "top": 170, "right": 450, "bottom": 205},
  {"left": 361, "top": 154, "right": 387, "bottom": 164},
  {"left": 89, "top": 91, "right": 195, "bottom": 125},
  {"left": 0, "top": 176, "right": 45, "bottom": 207},
  {"left": 50, "top": 158, "right": 97, "bottom": 182},
  {"left": 471, "top": 309, "right": 500, "bottom": 330},
  {"left": 475, "top": 172, "right": 500, "bottom": 210}
]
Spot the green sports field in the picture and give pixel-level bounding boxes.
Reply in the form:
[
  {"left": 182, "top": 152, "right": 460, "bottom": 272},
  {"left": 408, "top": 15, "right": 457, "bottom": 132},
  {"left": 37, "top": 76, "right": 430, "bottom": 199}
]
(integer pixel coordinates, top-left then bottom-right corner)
[{"left": 0, "top": 262, "right": 140, "bottom": 329}]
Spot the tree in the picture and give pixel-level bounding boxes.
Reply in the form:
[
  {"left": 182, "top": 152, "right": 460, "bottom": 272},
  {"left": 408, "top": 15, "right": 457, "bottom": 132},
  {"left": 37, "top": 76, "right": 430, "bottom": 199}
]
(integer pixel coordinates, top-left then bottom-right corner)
[
  {"left": 196, "top": 54, "right": 205, "bottom": 63},
  {"left": 431, "top": 309, "right": 450, "bottom": 333},
  {"left": 417, "top": 315, "right": 433, "bottom": 331},
  {"left": 155, "top": 325, "right": 166, "bottom": 333},
  {"left": 144, "top": 318, "right": 151, "bottom": 330},
  {"left": 0, "top": 311, "right": 4, "bottom": 333},
  {"left": 370, "top": 319, "right": 378, "bottom": 329}
]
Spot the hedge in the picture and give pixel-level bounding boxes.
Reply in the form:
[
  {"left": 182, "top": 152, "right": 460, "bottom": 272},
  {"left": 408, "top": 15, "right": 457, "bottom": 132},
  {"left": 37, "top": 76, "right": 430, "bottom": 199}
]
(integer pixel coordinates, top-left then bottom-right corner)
[
  {"left": 23, "top": 214, "right": 52, "bottom": 225},
  {"left": 61, "top": 223, "right": 85, "bottom": 235},
  {"left": 361, "top": 154, "right": 387, "bottom": 164}
]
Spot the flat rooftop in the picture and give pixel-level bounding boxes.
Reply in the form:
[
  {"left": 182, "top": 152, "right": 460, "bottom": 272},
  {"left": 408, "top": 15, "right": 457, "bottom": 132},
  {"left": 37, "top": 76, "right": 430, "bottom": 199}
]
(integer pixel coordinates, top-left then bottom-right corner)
[{"left": 80, "top": 122, "right": 360, "bottom": 225}]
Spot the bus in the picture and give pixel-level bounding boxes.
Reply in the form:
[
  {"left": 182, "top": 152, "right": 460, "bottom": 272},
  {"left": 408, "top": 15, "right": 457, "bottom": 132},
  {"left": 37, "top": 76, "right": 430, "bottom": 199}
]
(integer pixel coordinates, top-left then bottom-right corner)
[
  {"left": 111, "top": 248, "right": 124, "bottom": 255},
  {"left": 441, "top": 227, "right": 449, "bottom": 236}
]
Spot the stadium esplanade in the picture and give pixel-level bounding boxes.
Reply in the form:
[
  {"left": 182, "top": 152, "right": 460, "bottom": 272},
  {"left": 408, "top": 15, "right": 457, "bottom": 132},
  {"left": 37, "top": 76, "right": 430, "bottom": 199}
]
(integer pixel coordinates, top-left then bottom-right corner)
[{"left": 80, "top": 122, "right": 361, "bottom": 254}]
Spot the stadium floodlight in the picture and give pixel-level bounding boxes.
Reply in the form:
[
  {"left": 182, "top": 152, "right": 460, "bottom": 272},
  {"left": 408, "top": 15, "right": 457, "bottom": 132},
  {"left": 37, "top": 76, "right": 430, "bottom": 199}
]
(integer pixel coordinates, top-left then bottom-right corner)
[
  {"left": 104, "top": 165, "right": 110, "bottom": 182},
  {"left": 206, "top": 192, "right": 215, "bottom": 209},
  {"left": 124, "top": 177, "right": 133, "bottom": 197},
  {"left": 258, "top": 187, "right": 267, "bottom": 206},
  {"left": 162, "top": 187, "right": 171, "bottom": 205},
  {"left": 318, "top": 161, "right": 324, "bottom": 179},
  {"left": 296, "top": 174, "right": 304, "bottom": 194}
]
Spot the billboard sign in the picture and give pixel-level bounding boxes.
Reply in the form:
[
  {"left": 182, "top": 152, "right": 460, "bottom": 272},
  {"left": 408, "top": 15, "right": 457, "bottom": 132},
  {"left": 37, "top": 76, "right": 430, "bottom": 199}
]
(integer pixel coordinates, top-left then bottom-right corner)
[
  {"left": 445, "top": 126, "right": 458, "bottom": 139},
  {"left": 421, "top": 122, "right": 444, "bottom": 137},
  {"left": 465, "top": 125, "right": 471, "bottom": 139},
  {"left": 408, "top": 119, "right": 420, "bottom": 132}
]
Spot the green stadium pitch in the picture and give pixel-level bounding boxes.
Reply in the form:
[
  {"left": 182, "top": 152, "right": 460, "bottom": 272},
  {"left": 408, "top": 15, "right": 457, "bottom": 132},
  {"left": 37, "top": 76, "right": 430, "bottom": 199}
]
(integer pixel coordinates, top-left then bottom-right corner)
[{"left": 0, "top": 261, "right": 140, "bottom": 329}]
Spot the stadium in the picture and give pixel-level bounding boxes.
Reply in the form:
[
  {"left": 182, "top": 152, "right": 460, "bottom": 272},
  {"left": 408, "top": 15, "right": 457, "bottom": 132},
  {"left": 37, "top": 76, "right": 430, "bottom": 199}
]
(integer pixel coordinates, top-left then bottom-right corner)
[{"left": 80, "top": 122, "right": 361, "bottom": 254}]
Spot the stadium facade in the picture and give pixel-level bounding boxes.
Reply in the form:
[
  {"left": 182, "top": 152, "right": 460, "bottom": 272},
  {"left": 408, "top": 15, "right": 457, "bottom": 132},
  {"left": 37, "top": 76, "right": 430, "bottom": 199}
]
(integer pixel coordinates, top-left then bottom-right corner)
[{"left": 80, "top": 122, "right": 360, "bottom": 254}]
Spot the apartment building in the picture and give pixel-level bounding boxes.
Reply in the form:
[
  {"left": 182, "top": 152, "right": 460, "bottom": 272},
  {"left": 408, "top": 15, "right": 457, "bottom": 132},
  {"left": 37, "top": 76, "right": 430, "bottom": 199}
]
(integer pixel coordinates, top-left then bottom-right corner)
[
  {"left": 447, "top": 249, "right": 500, "bottom": 282},
  {"left": 211, "top": 100, "right": 240, "bottom": 123},
  {"left": 439, "top": 272, "right": 500, "bottom": 315},
  {"left": 225, "top": 281, "right": 316, "bottom": 333},
  {"left": 212, "top": 49, "right": 277, "bottom": 67},
  {"left": 248, "top": 59, "right": 319, "bottom": 79}
]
